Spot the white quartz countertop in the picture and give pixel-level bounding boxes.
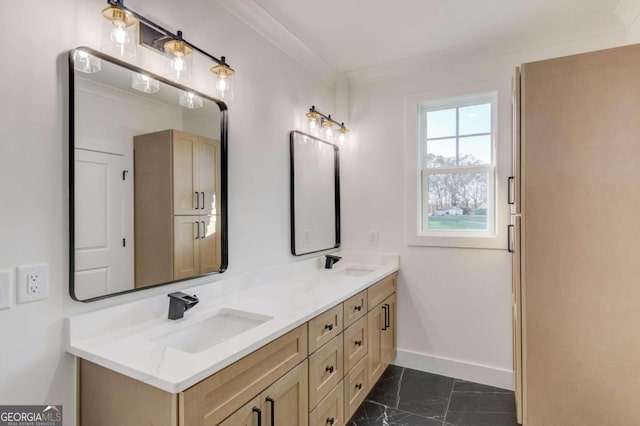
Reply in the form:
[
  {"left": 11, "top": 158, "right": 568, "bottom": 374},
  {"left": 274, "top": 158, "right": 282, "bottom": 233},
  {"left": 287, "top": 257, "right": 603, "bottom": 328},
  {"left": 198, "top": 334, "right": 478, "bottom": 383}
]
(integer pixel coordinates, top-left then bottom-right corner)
[{"left": 66, "top": 252, "right": 399, "bottom": 393}]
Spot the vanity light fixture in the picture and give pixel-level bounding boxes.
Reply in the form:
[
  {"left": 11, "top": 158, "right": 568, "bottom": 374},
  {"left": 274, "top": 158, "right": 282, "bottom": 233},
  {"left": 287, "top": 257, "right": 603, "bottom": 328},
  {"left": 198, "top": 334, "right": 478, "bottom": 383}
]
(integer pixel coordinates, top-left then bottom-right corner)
[
  {"left": 179, "top": 91, "right": 203, "bottom": 109},
  {"left": 305, "top": 106, "right": 350, "bottom": 145},
  {"left": 101, "top": 2, "right": 139, "bottom": 59},
  {"left": 131, "top": 72, "right": 160, "bottom": 93},
  {"left": 98, "top": 0, "right": 235, "bottom": 99},
  {"left": 73, "top": 50, "right": 101, "bottom": 74}
]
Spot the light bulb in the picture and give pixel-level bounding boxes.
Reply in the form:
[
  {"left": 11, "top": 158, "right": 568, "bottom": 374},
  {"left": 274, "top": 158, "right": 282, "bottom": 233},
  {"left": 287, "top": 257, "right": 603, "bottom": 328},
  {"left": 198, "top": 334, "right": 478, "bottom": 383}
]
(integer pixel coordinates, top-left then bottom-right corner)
[
  {"left": 308, "top": 117, "right": 318, "bottom": 131},
  {"left": 324, "top": 126, "right": 334, "bottom": 142},
  {"left": 73, "top": 49, "right": 101, "bottom": 74},
  {"left": 179, "top": 91, "right": 203, "bottom": 109},
  {"left": 132, "top": 72, "right": 159, "bottom": 94},
  {"left": 110, "top": 25, "right": 129, "bottom": 57},
  {"left": 337, "top": 132, "right": 347, "bottom": 146}
]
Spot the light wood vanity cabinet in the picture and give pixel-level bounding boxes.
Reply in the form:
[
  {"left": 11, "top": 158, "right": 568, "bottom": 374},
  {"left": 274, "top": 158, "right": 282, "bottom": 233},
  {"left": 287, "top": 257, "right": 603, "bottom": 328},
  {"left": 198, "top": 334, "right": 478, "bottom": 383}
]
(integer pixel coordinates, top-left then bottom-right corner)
[
  {"left": 79, "top": 273, "right": 397, "bottom": 426},
  {"left": 134, "top": 130, "right": 221, "bottom": 288}
]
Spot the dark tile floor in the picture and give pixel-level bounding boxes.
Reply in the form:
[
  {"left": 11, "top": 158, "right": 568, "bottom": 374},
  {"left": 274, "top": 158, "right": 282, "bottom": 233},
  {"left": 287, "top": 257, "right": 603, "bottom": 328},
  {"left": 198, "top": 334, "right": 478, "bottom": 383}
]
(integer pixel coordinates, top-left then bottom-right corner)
[{"left": 349, "top": 365, "right": 518, "bottom": 426}]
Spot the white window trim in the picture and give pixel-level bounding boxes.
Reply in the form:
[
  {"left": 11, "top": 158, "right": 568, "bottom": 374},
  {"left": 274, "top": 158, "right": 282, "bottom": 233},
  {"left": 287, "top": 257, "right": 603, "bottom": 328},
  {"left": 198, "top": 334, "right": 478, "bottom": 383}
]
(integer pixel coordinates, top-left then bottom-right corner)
[{"left": 405, "top": 82, "right": 509, "bottom": 250}]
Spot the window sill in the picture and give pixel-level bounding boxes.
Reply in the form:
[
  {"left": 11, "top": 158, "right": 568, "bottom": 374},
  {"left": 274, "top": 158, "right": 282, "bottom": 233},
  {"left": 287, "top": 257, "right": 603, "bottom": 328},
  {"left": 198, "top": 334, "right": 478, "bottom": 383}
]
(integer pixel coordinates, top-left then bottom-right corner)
[{"left": 407, "top": 233, "right": 506, "bottom": 250}]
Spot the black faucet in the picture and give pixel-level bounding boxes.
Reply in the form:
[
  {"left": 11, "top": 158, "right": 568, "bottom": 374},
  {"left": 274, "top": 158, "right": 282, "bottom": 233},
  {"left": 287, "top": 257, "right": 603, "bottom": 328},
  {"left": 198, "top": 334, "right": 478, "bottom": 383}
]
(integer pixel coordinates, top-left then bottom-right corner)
[
  {"left": 168, "top": 292, "right": 199, "bottom": 320},
  {"left": 324, "top": 255, "right": 342, "bottom": 269}
]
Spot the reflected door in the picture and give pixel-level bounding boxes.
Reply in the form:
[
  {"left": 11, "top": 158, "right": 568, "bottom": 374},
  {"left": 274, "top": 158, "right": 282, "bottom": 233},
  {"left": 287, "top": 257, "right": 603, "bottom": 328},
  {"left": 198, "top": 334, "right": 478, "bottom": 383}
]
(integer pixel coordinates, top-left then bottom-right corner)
[{"left": 74, "top": 149, "right": 131, "bottom": 299}]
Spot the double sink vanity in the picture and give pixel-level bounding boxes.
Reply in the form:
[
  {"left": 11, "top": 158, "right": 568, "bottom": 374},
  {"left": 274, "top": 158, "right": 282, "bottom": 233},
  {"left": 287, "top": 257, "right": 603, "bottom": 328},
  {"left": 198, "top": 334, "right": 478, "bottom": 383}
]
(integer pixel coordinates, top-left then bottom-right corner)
[{"left": 67, "top": 254, "right": 399, "bottom": 426}]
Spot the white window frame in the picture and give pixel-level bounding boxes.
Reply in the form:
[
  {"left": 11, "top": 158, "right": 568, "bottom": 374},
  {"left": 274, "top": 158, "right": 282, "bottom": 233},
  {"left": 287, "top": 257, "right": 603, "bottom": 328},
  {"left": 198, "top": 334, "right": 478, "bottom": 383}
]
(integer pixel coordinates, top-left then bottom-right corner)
[{"left": 406, "top": 85, "right": 507, "bottom": 250}]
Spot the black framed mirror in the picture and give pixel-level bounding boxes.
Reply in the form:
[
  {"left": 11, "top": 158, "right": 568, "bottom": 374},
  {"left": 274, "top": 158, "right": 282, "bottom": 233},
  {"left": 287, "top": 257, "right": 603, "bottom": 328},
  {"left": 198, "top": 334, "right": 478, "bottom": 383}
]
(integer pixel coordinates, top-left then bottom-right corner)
[
  {"left": 69, "top": 47, "right": 228, "bottom": 302},
  {"left": 290, "top": 130, "right": 340, "bottom": 255}
]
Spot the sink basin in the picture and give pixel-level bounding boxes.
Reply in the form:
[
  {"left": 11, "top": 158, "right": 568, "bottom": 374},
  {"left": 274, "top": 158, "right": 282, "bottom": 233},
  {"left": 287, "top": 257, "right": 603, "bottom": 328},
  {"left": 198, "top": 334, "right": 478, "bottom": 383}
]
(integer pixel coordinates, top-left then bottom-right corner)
[
  {"left": 338, "top": 267, "right": 376, "bottom": 277},
  {"left": 152, "top": 309, "right": 273, "bottom": 354}
]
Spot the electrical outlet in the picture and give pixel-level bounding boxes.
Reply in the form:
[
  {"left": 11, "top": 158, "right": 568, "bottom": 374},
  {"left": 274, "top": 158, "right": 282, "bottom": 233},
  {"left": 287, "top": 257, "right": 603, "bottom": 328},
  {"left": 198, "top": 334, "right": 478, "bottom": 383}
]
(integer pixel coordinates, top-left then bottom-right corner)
[
  {"left": 0, "top": 270, "right": 12, "bottom": 310},
  {"left": 17, "top": 264, "right": 49, "bottom": 304},
  {"left": 368, "top": 231, "right": 379, "bottom": 246}
]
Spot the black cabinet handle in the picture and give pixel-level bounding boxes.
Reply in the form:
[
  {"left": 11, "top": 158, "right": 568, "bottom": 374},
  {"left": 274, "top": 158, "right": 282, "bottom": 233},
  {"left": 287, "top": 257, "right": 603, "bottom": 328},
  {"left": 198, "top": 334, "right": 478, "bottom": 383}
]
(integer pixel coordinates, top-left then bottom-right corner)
[
  {"left": 325, "top": 323, "right": 334, "bottom": 331},
  {"left": 508, "top": 176, "right": 515, "bottom": 205},
  {"left": 201, "top": 192, "right": 205, "bottom": 209},
  {"left": 355, "top": 340, "right": 362, "bottom": 347},
  {"left": 354, "top": 305, "right": 362, "bottom": 311},
  {"left": 265, "top": 396, "right": 274, "bottom": 426},
  {"left": 195, "top": 221, "right": 200, "bottom": 239},
  {"left": 326, "top": 417, "right": 335, "bottom": 425},
  {"left": 508, "top": 224, "right": 515, "bottom": 253},
  {"left": 195, "top": 191, "right": 199, "bottom": 209},
  {"left": 252, "top": 407, "right": 262, "bottom": 426},
  {"left": 355, "top": 383, "right": 363, "bottom": 390},
  {"left": 201, "top": 221, "right": 206, "bottom": 237},
  {"left": 381, "top": 305, "right": 387, "bottom": 331},
  {"left": 385, "top": 303, "right": 391, "bottom": 329},
  {"left": 326, "top": 365, "right": 334, "bottom": 374}
]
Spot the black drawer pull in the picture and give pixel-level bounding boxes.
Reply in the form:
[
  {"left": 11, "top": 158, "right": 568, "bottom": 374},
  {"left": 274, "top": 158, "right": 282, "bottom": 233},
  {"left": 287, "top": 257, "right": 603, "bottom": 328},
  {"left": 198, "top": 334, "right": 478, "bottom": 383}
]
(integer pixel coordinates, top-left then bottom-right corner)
[
  {"left": 508, "top": 224, "right": 515, "bottom": 253},
  {"left": 195, "top": 191, "right": 199, "bottom": 209},
  {"left": 508, "top": 176, "right": 515, "bottom": 205},
  {"left": 355, "top": 383, "right": 363, "bottom": 390},
  {"left": 326, "top": 417, "right": 335, "bottom": 425},
  {"left": 326, "top": 365, "right": 334, "bottom": 374},
  {"left": 354, "top": 305, "right": 362, "bottom": 311},
  {"left": 381, "top": 305, "right": 388, "bottom": 331},
  {"left": 325, "top": 323, "right": 334, "bottom": 331},
  {"left": 201, "top": 191, "right": 205, "bottom": 209},
  {"left": 354, "top": 340, "right": 362, "bottom": 347}
]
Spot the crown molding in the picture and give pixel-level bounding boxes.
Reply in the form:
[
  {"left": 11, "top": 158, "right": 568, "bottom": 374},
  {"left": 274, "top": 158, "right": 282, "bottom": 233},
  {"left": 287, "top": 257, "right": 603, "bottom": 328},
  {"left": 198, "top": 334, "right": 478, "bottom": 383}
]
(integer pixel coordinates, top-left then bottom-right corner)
[
  {"left": 216, "top": 0, "right": 339, "bottom": 87},
  {"left": 615, "top": 0, "right": 640, "bottom": 29}
]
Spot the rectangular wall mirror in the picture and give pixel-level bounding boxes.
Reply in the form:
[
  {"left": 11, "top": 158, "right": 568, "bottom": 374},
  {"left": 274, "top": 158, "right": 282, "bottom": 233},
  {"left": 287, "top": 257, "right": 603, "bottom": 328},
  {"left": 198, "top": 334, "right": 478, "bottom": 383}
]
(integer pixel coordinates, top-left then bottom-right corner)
[
  {"left": 69, "top": 47, "right": 228, "bottom": 302},
  {"left": 290, "top": 131, "right": 340, "bottom": 255}
]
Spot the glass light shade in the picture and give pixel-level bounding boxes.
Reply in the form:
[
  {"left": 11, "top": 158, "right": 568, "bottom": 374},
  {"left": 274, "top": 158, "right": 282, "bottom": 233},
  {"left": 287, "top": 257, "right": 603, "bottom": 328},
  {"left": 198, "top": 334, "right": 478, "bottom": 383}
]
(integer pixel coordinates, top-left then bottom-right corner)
[
  {"left": 73, "top": 50, "right": 101, "bottom": 74},
  {"left": 131, "top": 72, "right": 160, "bottom": 94},
  {"left": 336, "top": 127, "right": 349, "bottom": 146},
  {"left": 179, "top": 91, "right": 203, "bottom": 109},
  {"left": 210, "top": 64, "right": 235, "bottom": 100},
  {"left": 164, "top": 40, "right": 193, "bottom": 82},
  {"left": 101, "top": 7, "right": 138, "bottom": 59},
  {"left": 306, "top": 110, "right": 321, "bottom": 135},
  {"left": 322, "top": 122, "right": 335, "bottom": 142}
]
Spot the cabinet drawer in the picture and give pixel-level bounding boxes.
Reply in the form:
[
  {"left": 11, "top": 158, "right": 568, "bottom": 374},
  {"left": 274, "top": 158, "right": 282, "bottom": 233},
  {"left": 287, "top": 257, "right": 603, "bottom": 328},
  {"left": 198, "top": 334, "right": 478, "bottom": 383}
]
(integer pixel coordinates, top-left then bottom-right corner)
[
  {"left": 309, "top": 334, "right": 344, "bottom": 410},
  {"left": 343, "top": 316, "right": 367, "bottom": 373},
  {"left": 309, "top": 381, "right": 344, "bottom": 426},
  {"left": 367, "top": 273, "right": 396, "bottom": 310},
  {"left": 309, "top": 305, "right": 343, "bottom": 354},
  {"left": 343, "top": 291, "right": 367, "bottom": 328},
  {"left": 179, "top": 325, "right": 307, "bottom": 426},
  {"left": 344, "top": 356, "right": 369, "bottom": 421}
]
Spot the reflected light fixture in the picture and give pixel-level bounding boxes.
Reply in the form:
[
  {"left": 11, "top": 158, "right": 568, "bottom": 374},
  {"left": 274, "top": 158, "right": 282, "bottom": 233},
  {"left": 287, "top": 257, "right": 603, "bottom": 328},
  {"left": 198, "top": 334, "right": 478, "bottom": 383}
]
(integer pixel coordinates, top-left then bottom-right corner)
[
  {"left": 101, "top": 2, "right": 138, "bottom": 59},
  {"left": 179, "top": 91, "right": 203, "bottom": 109},
  {"left": 131, "top": 72, "right": 160, "bottom": 93},
  {"left": 164, "top": 32, "right": 193, "bottom": 82},
  {"left": 304, "top": 106, "right": 350, "bottom": 145},
  {"left": 210, "top": 56, "right": 235, "bottom": 100},
  {"left": 73, "top": 50, "right": 101, "bottom": 74}
]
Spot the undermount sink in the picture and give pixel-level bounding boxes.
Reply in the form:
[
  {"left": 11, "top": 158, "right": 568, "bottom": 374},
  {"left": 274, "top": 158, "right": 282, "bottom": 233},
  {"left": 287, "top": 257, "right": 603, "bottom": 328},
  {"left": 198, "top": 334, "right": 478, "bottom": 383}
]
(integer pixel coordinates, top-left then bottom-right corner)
[
  {"left": 338, "top": 267, "right": 376, "bottom": 277},
  {"left": 152, "top": 309, "right": 273, "bottom": 354}
]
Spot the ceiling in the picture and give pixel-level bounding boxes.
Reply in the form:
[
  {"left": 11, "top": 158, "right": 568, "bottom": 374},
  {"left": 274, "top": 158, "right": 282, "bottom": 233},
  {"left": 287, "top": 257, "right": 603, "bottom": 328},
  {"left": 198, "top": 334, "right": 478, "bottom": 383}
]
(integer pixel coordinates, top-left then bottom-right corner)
[{"left": 250, "top": 0, "right": 624, "bottom": 72}]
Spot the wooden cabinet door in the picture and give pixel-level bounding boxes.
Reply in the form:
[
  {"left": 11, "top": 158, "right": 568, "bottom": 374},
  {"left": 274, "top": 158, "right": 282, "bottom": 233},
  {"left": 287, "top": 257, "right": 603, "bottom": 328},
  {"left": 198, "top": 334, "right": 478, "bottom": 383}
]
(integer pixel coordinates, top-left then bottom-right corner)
[
  {"left": 218, "top": 397, "right": 262, "bottom": 426},
  {"left": 199, "top": 215, "right": 221, "bottom": 274},
  {"left": 173, "top": 130, "right": 199, "bottom": 215},
  {"left": 381, "top": 294, "right": 396, "bottom": 365},
  {"left": 197, "top": 137, "right": 220, "bottom": 216},
  {"left": 367, "top": 304, "right": 385, "bottom": 385},
  {"left": 173, "top": 216, "right": 200, "bottom": 280},
  {"left": 260, "top": 361, "right": 309, "bottom": 426}
]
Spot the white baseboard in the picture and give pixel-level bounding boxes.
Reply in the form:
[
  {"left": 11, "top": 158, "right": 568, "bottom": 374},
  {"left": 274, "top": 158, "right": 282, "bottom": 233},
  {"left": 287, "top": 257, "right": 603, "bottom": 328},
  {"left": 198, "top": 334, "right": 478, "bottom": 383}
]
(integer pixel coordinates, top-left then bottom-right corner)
[{"left": 393, "top": 349, "right": 515, "bottom": 391}]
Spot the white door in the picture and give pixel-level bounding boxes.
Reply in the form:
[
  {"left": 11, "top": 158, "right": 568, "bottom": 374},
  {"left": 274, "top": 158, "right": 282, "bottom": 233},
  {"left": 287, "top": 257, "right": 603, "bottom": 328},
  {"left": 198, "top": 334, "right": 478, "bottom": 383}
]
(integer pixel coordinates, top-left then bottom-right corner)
[{"left": 74, "top": 149, "right": 132, "bottom": 299}]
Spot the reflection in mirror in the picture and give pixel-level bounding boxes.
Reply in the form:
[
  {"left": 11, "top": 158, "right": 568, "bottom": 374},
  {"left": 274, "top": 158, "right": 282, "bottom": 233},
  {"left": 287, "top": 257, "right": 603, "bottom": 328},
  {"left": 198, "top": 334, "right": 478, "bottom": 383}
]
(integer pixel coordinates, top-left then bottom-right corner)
[
  {"left": 70, "top": 47, "right": 227, "bottom": 302},
  {"left": 290, "top": 131, "right": 340, "bottom": 255}
]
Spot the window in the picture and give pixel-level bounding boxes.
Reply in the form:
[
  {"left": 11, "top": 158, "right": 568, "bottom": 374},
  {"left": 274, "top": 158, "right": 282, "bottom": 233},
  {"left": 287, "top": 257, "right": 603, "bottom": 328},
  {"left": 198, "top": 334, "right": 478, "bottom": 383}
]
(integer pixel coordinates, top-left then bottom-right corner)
[{"left": 418, "top": 92, "right": 497, "bottom": 237}]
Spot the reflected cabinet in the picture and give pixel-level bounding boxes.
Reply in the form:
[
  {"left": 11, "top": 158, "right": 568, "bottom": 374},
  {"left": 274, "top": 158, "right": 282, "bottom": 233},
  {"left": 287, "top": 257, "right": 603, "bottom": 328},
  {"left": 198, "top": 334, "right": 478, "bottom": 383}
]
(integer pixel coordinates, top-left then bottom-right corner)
[{"left": 134, "top": 130, "right": 221, "bottom": 287}]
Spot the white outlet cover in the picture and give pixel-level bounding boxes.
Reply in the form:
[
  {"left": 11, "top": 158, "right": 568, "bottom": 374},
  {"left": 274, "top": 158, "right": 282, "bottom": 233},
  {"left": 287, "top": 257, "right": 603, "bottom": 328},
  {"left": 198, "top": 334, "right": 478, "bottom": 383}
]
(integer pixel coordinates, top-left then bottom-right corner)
[
  {"left": 0, "top": 270, "right": 12, "bottom": 310},
  {"left": 17, "top": 264, "right": 49, "bottom": 304}
]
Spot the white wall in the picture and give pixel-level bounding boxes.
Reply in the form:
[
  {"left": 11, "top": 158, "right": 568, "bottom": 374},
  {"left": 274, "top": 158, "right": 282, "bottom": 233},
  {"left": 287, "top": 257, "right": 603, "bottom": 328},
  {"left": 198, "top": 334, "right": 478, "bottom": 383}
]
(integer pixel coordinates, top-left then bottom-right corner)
[
  {"left": 0, "top": 0, "right": 334, "bottom": 423},
  {"left": 341, "top": 31, "right": 627, "bottom": 389}
]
